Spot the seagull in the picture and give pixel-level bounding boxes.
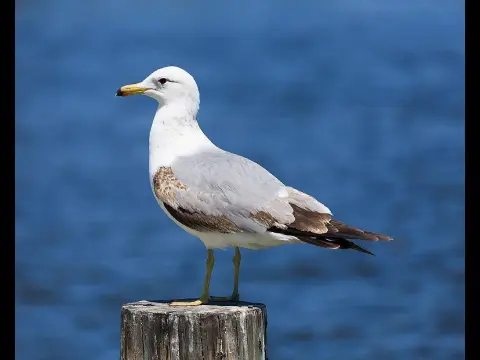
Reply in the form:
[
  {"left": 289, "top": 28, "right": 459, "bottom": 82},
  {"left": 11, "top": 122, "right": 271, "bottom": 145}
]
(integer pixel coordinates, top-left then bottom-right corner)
[{"left": 116, "top": 66, "right": 393, "bottom": 306}]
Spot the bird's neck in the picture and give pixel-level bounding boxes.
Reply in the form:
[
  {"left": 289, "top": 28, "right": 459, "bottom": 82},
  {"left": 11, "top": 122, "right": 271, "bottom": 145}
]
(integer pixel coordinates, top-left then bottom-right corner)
[{"left": 149, "top": 103, "right": 216, "bottom": 177}]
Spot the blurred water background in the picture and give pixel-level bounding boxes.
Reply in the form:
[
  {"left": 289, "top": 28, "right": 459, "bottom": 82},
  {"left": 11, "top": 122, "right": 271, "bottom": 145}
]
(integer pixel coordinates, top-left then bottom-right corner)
[{"left": 15, "top": 1, "right": 464, "bottom": 359}]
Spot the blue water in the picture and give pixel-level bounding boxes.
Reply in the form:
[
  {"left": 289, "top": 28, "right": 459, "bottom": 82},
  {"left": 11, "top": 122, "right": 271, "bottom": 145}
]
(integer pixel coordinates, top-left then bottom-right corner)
[{"left": 15, "top": 1, "right": 464, "bottom": 359}]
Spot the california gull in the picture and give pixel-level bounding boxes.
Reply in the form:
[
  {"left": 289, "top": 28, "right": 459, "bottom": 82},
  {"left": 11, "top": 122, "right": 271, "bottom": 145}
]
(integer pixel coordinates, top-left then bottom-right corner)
[{"left": 116, "top": 66, "right": 393, "bottom": 306}]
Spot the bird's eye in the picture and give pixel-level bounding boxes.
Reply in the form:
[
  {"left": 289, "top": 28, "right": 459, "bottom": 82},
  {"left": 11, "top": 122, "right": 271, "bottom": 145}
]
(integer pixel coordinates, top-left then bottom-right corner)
[{"left": 159, "top": 78, "right": 167, "bottom": 85}]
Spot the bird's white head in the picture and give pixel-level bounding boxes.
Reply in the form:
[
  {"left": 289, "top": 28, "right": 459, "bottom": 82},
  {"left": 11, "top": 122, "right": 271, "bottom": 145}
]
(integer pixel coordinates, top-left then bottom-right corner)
[{"left": 116, "top": 66, "right": 200, "bottom": 108}]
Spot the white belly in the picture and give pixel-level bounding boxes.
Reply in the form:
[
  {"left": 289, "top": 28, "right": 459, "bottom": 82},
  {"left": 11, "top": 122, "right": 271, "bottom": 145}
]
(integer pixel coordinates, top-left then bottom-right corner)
[{"left": 196, "top": 231, "right": 300, "bottom": 250}]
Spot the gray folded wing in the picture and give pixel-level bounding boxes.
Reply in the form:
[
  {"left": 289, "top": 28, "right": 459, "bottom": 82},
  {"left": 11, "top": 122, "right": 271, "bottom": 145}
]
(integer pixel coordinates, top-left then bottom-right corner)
[
  {"left": 153, "top": 150, "right": 297, "bottom": 233},
  {"left": 152, "top": 149, "right": 391, "bottom": 250}
]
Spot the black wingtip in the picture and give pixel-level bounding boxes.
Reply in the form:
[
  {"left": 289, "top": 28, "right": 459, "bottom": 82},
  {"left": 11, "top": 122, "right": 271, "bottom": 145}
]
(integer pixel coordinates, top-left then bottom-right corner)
[
  {"left": 115, "top": 88, "right": 123, "bottom": 97},
  {"left": 347, "top": 242, "right": 375, "bottom": 256},
  {"left": 327, "top": 238, "right": 376, "bottom": 256}
]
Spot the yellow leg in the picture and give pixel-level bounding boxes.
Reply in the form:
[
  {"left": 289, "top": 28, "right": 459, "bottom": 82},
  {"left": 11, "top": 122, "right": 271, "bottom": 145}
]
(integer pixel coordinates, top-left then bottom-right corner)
[
  {"left": 170, "top": 249, "right": 214, "bottom": 306},
  {"left": 210, "top": 247, "right": 241, "bottom": 302},
  {"left": 232, "top": 247, "right": 241, "bottom": 300}
]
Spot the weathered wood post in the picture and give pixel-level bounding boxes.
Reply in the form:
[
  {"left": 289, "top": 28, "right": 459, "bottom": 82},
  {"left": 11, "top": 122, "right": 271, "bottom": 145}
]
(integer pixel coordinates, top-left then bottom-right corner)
[{"left": 121, "top": 300, "right": 268, "bottom": 360}]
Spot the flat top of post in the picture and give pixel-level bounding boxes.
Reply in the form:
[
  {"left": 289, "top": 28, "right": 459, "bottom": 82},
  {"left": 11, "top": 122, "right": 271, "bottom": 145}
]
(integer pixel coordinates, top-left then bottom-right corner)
[{"left": 123, "top": 300, "right": 266, "bottom": 315}]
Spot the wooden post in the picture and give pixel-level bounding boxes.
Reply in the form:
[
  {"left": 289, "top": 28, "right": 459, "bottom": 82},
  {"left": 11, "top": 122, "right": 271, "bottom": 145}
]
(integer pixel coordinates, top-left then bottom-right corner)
[{"left": 121, "top": 300, "right": 268, "bottom": 360}]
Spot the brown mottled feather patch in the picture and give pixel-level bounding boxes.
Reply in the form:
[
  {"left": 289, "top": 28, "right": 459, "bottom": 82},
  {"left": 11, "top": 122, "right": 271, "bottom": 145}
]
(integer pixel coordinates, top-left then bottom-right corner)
[
  {"left": 249, "top": 211, "right": 278, "bottom": 228},
  {"left": 163, "top": 203, "right": 241, "bottom": 233},
  {"left": 288, "top": 204, "right": 331, "bottom": 234},
  {"left": 269, "top": 203, "right": 392, "bottom": 242},
  {"left": 152, "top": 167, "right": 187, "bottom": 203},
  {"left": 326, "top": 220, "right": 392, "bottom": 241}
]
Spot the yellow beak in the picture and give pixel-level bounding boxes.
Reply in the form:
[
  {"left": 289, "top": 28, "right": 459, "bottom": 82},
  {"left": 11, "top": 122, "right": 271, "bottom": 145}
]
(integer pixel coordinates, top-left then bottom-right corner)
[{"left": 115, "top": 83, "right": 150, "bottom": 97}]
